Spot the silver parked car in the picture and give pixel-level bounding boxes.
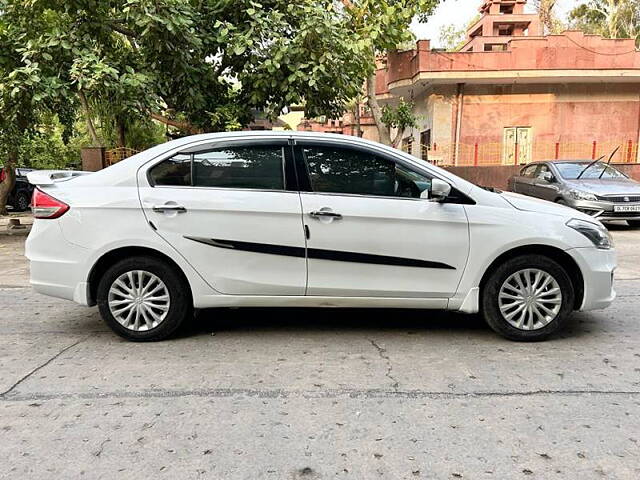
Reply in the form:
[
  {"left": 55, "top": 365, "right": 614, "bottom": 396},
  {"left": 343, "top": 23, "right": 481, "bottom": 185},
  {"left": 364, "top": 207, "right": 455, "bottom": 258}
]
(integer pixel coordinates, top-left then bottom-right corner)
[{"left": 508, "top": 160, "right": 640, "bottom": 227}]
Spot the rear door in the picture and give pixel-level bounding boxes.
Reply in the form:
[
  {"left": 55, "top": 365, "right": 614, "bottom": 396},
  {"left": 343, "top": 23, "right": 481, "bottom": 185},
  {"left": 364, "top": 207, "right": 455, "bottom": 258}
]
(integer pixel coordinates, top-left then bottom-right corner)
[
  {"left": 513, "top": 164, "right": 538, "bottom": 195},
  {"left": 138, "top": 138, "right": 307, "bottom": 296},
  {"left": 294, "top": 140, "right": 469, "bottom": 299}
]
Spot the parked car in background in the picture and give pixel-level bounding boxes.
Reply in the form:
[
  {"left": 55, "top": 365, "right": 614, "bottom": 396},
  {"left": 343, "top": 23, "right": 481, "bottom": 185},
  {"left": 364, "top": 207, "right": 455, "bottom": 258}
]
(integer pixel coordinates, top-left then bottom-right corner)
[
  {"left": 0, "top": 167, "right": 35, "bottom": 211},
  {"left": 508, "top": 160, "right": 640, "bottom": 227},
  {"left": 26, "top": 132, "right": 616, "bottom": 342}
]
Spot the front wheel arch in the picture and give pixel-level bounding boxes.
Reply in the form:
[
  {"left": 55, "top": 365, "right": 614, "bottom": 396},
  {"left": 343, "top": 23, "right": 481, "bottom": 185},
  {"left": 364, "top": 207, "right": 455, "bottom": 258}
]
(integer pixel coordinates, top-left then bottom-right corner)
[
  {"left": 479, "top": 245, "right": 584, "bottom": 311},
  {"left": 88, "top": 246, "right": 193, "bottom": 307}
]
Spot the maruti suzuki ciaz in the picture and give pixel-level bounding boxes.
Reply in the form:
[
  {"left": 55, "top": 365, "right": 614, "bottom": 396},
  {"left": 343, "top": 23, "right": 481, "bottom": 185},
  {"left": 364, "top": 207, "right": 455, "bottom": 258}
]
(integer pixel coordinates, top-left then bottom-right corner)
[{"left": 26, "top": 132, "right": 616, "bottom": 342}]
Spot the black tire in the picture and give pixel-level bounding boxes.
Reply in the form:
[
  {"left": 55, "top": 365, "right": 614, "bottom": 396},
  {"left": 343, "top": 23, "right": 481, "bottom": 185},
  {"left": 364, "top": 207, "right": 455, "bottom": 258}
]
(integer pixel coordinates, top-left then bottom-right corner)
[
  {"left": 627, "top": 220, "right": 640, "bottom": 228},
  {"left": 14, "top": 191, "right": 30, "bottom": 212},
  {"left": 481, "top": 254, "right": 575, "bottom": 341},
  {"left": 555, "top": 198, "right": 567, "bottom": 206},
  {"left": 97, "top": 256, "right": 192, "bottom": 341}
]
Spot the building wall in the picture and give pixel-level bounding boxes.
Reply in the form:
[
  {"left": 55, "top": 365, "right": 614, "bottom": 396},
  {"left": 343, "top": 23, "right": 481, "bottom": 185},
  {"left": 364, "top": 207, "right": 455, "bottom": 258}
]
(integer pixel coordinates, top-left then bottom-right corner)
[
  {"left": 457, "top": 83, "right": 640, "bottom": 146},
  {"left": 408, "top": 83, "right": 640, "bottom": 164}
]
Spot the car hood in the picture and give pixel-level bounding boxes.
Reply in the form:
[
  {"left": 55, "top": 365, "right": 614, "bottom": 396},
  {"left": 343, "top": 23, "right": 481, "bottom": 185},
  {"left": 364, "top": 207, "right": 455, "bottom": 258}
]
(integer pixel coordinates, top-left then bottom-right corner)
[
  {"left": 500, "top": 191, "right": 592, "bottom": 220},
  {"left": 563, "top": 178, "right": 640, "bottom": 195}
]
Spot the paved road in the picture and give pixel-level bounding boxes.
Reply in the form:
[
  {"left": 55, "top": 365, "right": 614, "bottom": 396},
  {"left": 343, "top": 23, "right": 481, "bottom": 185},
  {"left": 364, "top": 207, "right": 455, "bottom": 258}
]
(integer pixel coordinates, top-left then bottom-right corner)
[{"left": 1, "top": 226, "right": 639, "bottom": 479}]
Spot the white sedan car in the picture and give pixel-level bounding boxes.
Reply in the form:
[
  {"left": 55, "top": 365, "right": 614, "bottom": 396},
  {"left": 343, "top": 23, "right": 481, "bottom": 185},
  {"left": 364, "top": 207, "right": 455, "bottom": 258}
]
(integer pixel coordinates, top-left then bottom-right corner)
[{"left": 26, "top": 132, "right": 616, "bottom": 342}]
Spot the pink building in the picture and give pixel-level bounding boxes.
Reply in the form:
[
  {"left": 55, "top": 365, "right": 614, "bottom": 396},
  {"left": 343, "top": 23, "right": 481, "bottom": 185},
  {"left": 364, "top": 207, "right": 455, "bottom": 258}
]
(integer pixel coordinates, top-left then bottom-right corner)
[
  {"left": 377, "top": 0, "right": 640, "bottom": 166},
  {"left": 301, "top": 0, "right": 640, "bottom": 170}
]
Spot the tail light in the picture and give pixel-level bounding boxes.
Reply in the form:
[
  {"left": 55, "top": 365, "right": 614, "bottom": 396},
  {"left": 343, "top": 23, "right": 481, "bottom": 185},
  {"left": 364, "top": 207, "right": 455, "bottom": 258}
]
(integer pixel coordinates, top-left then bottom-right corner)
[
  {"left": 31, "top": 188, "right": 70, "bottom": 219},
  {"left": 0, "top": 168, "right": 5, "bottom": 183}
]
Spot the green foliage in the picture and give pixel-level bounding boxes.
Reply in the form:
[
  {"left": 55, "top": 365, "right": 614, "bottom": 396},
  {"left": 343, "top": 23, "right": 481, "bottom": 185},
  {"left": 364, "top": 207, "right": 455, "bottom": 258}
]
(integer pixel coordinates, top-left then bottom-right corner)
[
  {"left": 381, "top": 98, "right": 417, "bottom": 131},
  {"left": 568, "top": 0, "right": 640, "bottom": 45},
  {"left": 1, "top": 0, "right": 442, "bottom": 154},
  {"left": 439, "top": 24, "right": 467, "bottom": 52}
]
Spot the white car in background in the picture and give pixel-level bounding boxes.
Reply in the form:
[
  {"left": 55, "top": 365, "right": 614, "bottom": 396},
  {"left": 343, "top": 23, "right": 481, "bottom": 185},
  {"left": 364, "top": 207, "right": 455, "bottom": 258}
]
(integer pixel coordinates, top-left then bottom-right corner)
[{"left": 26, "top": 132, "right": 616, "bottom": 342}]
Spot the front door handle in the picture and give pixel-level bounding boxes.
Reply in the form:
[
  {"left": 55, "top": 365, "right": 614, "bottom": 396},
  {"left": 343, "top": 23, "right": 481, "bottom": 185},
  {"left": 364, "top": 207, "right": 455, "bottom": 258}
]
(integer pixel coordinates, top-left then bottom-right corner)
[
  {"left": 310, "top": 210, "right": 342, "bottom": 220},
  {"left": 152, "top": 205, "right": 187, "bottom": 213}
]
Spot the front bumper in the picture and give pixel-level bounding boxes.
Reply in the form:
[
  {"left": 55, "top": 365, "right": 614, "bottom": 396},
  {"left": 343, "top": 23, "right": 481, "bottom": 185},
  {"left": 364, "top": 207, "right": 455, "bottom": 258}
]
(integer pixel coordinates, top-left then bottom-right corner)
[
  {"left": 565, "top": 198, "right": 640, "bottom": 222},
  {"left": 566, "top": 246, "right": 616, "bottom": 311}
]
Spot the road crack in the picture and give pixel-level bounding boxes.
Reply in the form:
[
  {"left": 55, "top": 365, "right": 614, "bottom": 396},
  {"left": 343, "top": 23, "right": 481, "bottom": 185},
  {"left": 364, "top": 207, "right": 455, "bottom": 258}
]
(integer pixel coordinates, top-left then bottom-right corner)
[
  {"left": 0, "top": 337, "right": 87, "bottom": 398},
  {"left": 369, "top": 339, "right": 399, "bottom": 392}
]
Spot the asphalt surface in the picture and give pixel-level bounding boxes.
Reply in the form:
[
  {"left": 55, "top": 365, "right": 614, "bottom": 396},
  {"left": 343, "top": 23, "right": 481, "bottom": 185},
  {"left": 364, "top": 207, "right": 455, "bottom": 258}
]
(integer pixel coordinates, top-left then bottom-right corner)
[{"left": 1, "top": 222, "right": 639, "bottom": 479}]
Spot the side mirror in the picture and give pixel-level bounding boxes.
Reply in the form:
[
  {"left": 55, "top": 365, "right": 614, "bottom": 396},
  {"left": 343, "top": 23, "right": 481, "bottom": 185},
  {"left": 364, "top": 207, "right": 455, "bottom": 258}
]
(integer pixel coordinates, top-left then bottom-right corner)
[
  {"left": 542, "top": 172, "right": 554, "bottom": 182},
  {"left": 425, "top": 178, "right": 452, "bottom": 202}
]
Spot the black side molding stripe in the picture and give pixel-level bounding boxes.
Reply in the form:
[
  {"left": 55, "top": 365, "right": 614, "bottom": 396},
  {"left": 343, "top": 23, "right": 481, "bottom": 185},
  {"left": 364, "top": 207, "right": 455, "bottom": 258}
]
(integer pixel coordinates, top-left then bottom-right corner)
[
  {"left": 185, "top": 236, "right": 306, "bottom": 258},
  {"left": 307, "top": 248, "right": 455, "bottom": 270},
  {"left": 184, "top": 236, "right": 455, "bottom": 270}
]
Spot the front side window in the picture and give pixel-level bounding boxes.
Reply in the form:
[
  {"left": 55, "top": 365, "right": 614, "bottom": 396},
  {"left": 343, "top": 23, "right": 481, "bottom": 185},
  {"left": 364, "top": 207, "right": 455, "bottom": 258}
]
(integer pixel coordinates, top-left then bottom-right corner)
[
  {"left": 149, "top": 145, "right": 285, "bottom": 190},
  {"left": 535, "top": 164, "right": 550, "bottom": 179},
  {"left": 520, "top": 164, "right": 537, "bottom": 177},
  {"left": 302, "top": 146, "right": 431, "bottom": 199}
]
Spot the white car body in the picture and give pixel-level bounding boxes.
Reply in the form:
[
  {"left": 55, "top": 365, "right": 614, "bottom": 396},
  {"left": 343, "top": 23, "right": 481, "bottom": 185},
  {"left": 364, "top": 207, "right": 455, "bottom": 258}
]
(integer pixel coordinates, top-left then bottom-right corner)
[{"left": 25, "top": 132, "right": 615, "bottom": 325}]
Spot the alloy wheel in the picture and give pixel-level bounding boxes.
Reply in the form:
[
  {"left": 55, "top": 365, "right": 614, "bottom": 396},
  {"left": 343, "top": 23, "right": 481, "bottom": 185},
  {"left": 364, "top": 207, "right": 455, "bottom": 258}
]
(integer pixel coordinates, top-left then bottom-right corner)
[
  {"left": 498, "top": 268, "right": 562, "bottom": 331},
  {"left": 108, "top": 270, "right": 170, "bottom": 331}
]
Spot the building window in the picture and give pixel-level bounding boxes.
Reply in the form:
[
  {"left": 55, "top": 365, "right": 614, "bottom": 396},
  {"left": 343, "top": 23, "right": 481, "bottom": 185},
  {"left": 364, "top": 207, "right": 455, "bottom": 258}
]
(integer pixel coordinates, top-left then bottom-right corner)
[
  {"left": 420, "top": 130, "right": 431, "bottom": 160},
  {"left": 401, "top": 136, "right": 414, "bottom": 155}
]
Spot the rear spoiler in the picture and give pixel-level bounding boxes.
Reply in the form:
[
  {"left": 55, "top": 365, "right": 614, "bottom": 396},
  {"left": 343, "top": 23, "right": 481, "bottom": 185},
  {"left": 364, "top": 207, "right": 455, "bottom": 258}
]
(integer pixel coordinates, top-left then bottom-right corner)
[{"left": 27, "top": 170, "right": 92, "bottom": 186}]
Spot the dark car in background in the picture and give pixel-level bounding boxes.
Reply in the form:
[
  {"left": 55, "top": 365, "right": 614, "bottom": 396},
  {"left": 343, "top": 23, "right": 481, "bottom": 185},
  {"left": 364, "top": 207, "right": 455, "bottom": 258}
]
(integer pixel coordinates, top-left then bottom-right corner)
[
  {"left": 508, "top": 160, "right": 640, "bottom": 227},
  {"left": 0, "top": 167, "right": 35, "bottom": 212}
]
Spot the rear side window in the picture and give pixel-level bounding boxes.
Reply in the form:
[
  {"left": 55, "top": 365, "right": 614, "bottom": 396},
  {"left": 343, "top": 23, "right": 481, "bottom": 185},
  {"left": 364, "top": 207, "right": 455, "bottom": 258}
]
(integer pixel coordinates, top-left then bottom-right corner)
[
  {"left": 149, "top": 145, "right": 285, "bottom": 190},
  {"left": 192, "top": 146, "right": 284, "bottom": 190}
]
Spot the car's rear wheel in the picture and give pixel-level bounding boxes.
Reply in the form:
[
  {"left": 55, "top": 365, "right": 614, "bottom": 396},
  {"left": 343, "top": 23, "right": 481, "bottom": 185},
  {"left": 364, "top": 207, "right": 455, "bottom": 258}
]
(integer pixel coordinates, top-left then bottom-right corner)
[
  {"left": 481, "top": 255, "right": 574, "bottom": 341},
  {"left": 97, "top": 256, "right": 192, "bottom": 341},
  {"left": 627, "top": 220, "right": 640, "bottom": 228},
  {"left": 14, "top": 191, "right": 30, "bottom": 212}
]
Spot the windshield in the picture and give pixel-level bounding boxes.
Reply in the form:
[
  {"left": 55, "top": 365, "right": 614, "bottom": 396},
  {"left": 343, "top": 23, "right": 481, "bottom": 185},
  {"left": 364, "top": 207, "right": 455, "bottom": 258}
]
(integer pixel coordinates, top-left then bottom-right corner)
[{"left": 555, "top": 162, "right": 627, "bottom": 180}]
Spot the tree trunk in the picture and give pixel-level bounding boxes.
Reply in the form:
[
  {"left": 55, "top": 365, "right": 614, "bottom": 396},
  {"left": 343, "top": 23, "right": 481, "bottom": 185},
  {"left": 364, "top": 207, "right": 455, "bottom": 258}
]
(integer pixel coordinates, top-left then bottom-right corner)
[
  {"left": 354, "top": 103, "right": 362, "bottom": 137},
  {"left": 392, "top": 127, "right": 406, "bottom": 149},
  {"left": 150, "top": 112, "right": 201, "bottom": 134},
  {"left": 537, "top": 0, "right": 556, "bottom": 35},
  {"left": 116, "top": 116, "right": 126, "bottom": 148},
  {"left": 365, "top": 70, "right": 392, "bottom": 146},
  {"left": 78, "top": 90, "right": 100, "bottom": 146},
  {"left": 0, "top": 150, "right": 18, "bottom": 216}
]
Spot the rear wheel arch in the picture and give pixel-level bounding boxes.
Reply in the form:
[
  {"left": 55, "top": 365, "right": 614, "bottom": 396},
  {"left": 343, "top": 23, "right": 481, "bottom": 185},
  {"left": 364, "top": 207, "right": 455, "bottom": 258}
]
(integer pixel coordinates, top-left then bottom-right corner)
[
  {"left": 479, "top": 244, "right": 584, "bottom": 311},
  {"left": 88, "top": 246, "right": 193, "bottom": 306}
]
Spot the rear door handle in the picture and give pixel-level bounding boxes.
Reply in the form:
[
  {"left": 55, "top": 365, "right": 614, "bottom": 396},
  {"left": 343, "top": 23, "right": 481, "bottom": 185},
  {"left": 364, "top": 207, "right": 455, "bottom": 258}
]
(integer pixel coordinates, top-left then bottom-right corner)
[
  {"left": 152, "top": 205, "right": 187, "bottom": 213},
  {"left": 309, "top": 210, "right": 342, "bottom": 220}
]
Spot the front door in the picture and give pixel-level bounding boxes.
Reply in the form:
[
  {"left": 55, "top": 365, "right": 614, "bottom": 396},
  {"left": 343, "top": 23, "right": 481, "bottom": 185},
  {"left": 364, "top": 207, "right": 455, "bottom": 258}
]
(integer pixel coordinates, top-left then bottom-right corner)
[
  {"left": 138, "top": 140, "right": 307, "bottom": 296},
  {"left": 531, "top": 164, "right": 560, "bottom": 201},
  {"left": 295, "top": 142, "right": 469, "bottom": 298}
]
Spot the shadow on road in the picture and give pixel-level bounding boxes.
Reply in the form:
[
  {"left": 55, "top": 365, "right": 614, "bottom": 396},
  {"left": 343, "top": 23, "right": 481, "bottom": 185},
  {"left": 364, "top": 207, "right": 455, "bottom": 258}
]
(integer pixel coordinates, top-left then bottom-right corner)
[{"left": 174, "top": 307, "right": 602, "bottom": 342}]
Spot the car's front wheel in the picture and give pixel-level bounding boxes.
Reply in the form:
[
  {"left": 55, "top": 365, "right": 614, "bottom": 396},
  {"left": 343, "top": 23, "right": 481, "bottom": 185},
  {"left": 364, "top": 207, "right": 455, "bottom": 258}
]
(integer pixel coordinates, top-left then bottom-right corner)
[
  {"left": 96, "top": 256, "right": 192, "bottom": 341},
  {"left": 481, "top": 255, "right": 575, "bottom": 341}
]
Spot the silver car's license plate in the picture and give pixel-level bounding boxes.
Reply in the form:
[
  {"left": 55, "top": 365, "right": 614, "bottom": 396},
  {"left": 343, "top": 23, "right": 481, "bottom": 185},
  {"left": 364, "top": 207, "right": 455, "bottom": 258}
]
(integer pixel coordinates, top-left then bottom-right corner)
[{"left": 614, "top": 205, "right": 640, "bottom": 212}]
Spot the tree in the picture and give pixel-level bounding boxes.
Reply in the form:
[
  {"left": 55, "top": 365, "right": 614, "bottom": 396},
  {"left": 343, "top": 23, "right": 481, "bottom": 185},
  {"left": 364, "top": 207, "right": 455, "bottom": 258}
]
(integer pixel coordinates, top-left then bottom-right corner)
[
  {"left": 439, "top": 24, "right": 468, "bottom": 52},
  {"left": 339, "top": 0, "right": 441, "bottom": 146},
  {"left": 0, "top": 0, "right": 74, "bottom": 214},
  {"left": 568, "top": 0, "right": 640, "bottom": 44},
  {"left": 380, "top": 99, "right": 418, "bottom": 148},
  {"left": 534, "top": 0, "right": 562, "bottom": 35}
]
